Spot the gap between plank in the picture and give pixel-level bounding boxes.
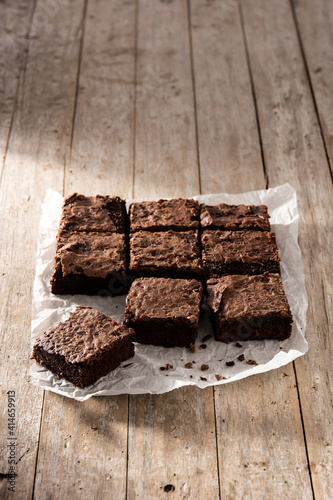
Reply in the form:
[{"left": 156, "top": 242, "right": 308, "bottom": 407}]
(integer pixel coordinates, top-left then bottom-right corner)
[
  {"left": 125, "top": 394, "right": 130, "bottom": 500},
  {"left": 186, "top": 0, "right": 202, "bottom": 195},
  {"left": 127, "top": 1, "right": 139, "bottom": 496},
  {"left": 131, "top": 0, "right": 139, "bottom": 199},
  {"left": 212, "top": 387, "right": 222, "bottom": 500},
  {"left": 64, "top": 0, "right": 89, "bottom": 196},
  {"left": 187, "top": 2, "right": 219, "bottom": 496},
  {"left": 289, "top": 0, "right": 333, "bottom": 184},
  {"left": 0, "top": 0, "right": 37, "bottom": 187},
  {"left": 238, "top": 0, "right": 268, "bottom": 189},
  {"left": 31, "top": 1, "right": 88, "bottom": 494},
  {"left": 239, "top": 1, "right": 315, "bottom": 495},
  {"left": 31, "top": 390, "right": 46, "bottom": 499},
  {"left": 292, "top": 361, "right": 315, "bottom": 500}
]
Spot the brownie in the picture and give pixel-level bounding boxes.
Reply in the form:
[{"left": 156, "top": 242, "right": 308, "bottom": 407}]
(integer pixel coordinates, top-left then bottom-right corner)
[
  {"left": 129, "top": 198, "right": 199, "bottom": 232},
  {"left": 59, "top": 193, "right": 127, "bottom": 233},
  {"left": 51, "top": 231, "right": 127, "bottom": 295},
  {"left": 129, "top": 230, "right": 203, "bottom": 279},
  {"left": 206, "top": 274, "right": 293, "bottom": 342},
  {"left": 31, "top": 306, "right": 135, "bottom": 387},
  {"left": 200, "top": 203, "right": 270, "bottom": 231},
  {"left": 124, "top": 278, "right": 203, "bottom": 347},
  {"left": 201, "top": 230, "right": 280, "bottom": 277}
]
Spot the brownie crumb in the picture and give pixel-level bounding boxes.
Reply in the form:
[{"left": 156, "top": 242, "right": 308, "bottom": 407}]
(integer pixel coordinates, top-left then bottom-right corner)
[
  {"left": 222, "top": 377, "right": 227, "bottom": 380},
  {"left": 200, "top": 377, "right": 207, "bottom": 381},
  {"left": 226, "top": 361, "right": 235, "bottom": 367},
  {"left": 237, "top": 354, "right": 245, "bottom": 362},
  {"left": 164, "top": 485, "right": 175, "bottom": 493},
  {"left": 201, "top": 364, "right": 209, "bottom": 371},
  {"left": 246, "top": 359, "right": 258, "bottom": 366},
  {"left": 235, "top": 342, "right": 243, "bottom": 348},
  {"left": 192, "top": 360, "right": 196, "bottom": 364},
  {"left": 215, "top": 374, "right": 222, "bottom": 381},
  {"left": 190, "top": 375, "right": 193, "bottom": 378},
  {"left": 199, "top": 344, "right": 207, "bottom": 350},
  {"left": 184, "top": 362, "right": 193, "bottom": 369},
  {"left": 202, "top": 335, "right": 212, "bottom": 343},
  {"left": 165, "top": 363, "right": 173, "bottom": 370},
  {"left": 188, "top": 344, "right": 196, "bottom": 353},
  {"left": 160, "top": 366, "right": 166, "bottom": 371}
]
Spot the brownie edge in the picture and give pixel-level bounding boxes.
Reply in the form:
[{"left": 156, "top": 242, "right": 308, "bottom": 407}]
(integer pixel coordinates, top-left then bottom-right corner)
[
  {"left": 60, "top": 193, "right": 127, "bottom": 233},
  {"left": 200, "top": 203, "right": 270, "bottom": 231},
  {"left": 31, "top": 306, "right": 135, "bottom": 387},
  {"left": 206, "top": 274, "right": 293, "bottom": 342},
  {"left": 129, "top": 198, "right": 200, "bottom": 232},
  {"left": 124, "top": 277, "right": 203, "bottom": 347}
]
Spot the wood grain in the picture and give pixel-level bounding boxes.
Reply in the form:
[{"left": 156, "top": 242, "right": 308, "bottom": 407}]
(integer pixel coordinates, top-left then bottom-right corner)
[
  {"left": 190, "top": 0, "right": 263, "bottom": 194},
  {"left": 292, "top": 0, "right": 333, "bottom": 167},
  {"left": 127, "top": 1, "right": 219, "bottom": 499},
  {"left": 0, "top": 1, "right": 86, "bottom": 498},
  {"left": 190, "top": 0, "right": 314, "bottom": 497},
  {"left": 128, "top": 388, "right": 219, "bottom": 500},
  {"left": 241, "top": 0, "right": 333, "bottom": 497},
  {"left": 133, "top": 0, "right": 199, "bottom": 199},
  {"left": 33, "top": 1, "right": 137, "bottom": 499},
  {"left": 65, "top": 0, "right": 137, "bottom": 197},
  {"left": 0, "top": 0, "right": 35, "bottom": 177}
]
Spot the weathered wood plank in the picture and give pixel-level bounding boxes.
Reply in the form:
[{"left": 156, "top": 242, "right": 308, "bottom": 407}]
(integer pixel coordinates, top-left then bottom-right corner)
[
  {"left": 65, "top": 0, "right": 136, "bottom": 197},
  {"left": 0, "top": 1, "right": 86, "bottom": 498},
  {"left": 33, "top": 1, "right": 137, "bottom": 499},
  {"left": 128, "top": 388, "right": 219, "bottom": 500},
  {"left": 292, "top": 0, "right": 333, "bottom": 167},
  {"left": 241, "top": 0, "right": 333, "bottom": 497},
  {"left": 190, "top": 0, "right": 314, "bottom": 497},
  {"left": 133, "top": 0, "right": 199, "bottom": 199},
  {"left": 0, "top": 0, "right": 35, "bottom": 177},
  {"left": 127, "top": 1, "right": 219, "bottom": 499},
  {"left": 189, "top": 0, "right": 263, "bottom": 194}
]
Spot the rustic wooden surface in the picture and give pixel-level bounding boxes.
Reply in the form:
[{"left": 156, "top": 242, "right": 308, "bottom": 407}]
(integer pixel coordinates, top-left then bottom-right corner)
[{"left": 0, "top": 0, "right": 331, "bottom": 498}]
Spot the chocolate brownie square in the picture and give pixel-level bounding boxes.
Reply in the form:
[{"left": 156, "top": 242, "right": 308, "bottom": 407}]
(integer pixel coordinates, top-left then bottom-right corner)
[
  {"left": 129, "top": 198, "right": 199, "bottom": 232},
  {"left": 206, "top": 274, "right": 293, "bottom": 342},
  {"left": 59, "top": 193, "right": 127, "bottom": 233},
  {"left": 129, "top": 230, "right": 203, "bottom": 279},
  {"left": 124, "top": 278, "right": 203, "bottom": 347},
  {"left": 200, "top": 203, "right": 270, "bottom": 231},
  {"left": 31, "top": 306, "right": 135, "bottom": 387},
  {"left": 51, "top": 231, "right": 127, "bottom": 295},
  {"left": 201, "top": 230, "right": 280, "bottom": 277}
]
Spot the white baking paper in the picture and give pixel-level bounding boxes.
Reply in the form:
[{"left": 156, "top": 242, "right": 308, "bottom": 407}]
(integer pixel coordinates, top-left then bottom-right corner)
[{"left": 30, "top": 184, "right": 308, "bottom": 401}]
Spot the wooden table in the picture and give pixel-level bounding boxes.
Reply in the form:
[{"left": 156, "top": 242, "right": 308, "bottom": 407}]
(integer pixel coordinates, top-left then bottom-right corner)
[{"left": 1, "top": 1, "right": 332, "bottom": 498}]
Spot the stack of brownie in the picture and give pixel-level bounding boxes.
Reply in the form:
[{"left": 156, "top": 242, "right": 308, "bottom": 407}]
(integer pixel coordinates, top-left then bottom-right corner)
[
  {"left": 199, "top": 203, "right": 293, "bottom": 342},
  {"left": 50, "top": 193, "right": 128, "bottom": 296},
  {"left": 125, "top": 199, "right": 204, "bottom": 348},
  {"left": 32, "top": 193, "right": 293, "bottom": 388}
]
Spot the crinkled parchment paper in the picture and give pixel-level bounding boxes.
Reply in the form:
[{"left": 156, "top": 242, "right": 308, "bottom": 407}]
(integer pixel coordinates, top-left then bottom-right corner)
[{"left": 30, "top": 184, "right": 308, "bottom": 400}]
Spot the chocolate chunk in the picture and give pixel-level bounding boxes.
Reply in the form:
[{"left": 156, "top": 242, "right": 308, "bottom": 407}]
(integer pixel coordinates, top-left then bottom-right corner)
[
  {"left": 226, "top": 361, "right": 235, "bottom": 367},
  {"left": 246, "top": 359, "right": 258, "bottom": 366}
]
